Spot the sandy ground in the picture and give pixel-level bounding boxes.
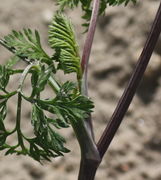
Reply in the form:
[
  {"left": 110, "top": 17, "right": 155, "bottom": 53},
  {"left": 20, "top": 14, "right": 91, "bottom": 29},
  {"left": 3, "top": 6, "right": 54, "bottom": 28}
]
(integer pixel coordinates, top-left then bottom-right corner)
[{"left": 1, "top": 0, "right": 161, "bottom": 179}]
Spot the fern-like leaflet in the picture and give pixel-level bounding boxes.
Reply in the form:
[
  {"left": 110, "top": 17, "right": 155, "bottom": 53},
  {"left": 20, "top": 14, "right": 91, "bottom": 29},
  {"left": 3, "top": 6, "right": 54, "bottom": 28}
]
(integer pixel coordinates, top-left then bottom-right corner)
[
  {"left": 56, "top": 0, "right": 137, "bottom": 28},
  {"left": 0, "top": 13, "right": 93, "bottom": 162},
  {"left": 49, "top": 14, "right": 82, "bottom": 79},
  {"left": 2, "top": 29, "right": 52, "bottom": 65}
]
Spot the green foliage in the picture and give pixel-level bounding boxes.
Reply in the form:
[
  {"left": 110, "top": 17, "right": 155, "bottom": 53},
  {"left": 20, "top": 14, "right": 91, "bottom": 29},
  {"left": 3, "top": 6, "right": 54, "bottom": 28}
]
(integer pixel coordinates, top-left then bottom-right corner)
[
  {"left": 0, "top": 12, "right": 93, "bottom": 162},
  {"left": 0, "top": 101, "right": 7, "bottom": 146},
  {"left": 49, "top": 14, "right": 82, "bottom": 77},
  {"left": 31, "top": 65, "right": 53, "bottom": 96},
  {"left": 0, "top": 0, "right": 137, "bottom": 163},
  {"left": 57, "top": 0, "right": 80, "bottom": 9},
  {"left": 30, "top": 104, "right": 70, "bottom": 161},
  {"left": 3, "top": 29, "right": 51, "bottom": 64},
  {"left": 0, "top": 61, "right": 93, "bottom": 161},
  {"left": 56, "top": 0, "right": 137, "bottom": 28},
  {"left": 0, "top": 65, "right": 10, "bottom": 91},
  {"left": 36, "top": 81, "right": 94, "bottom": 125}
]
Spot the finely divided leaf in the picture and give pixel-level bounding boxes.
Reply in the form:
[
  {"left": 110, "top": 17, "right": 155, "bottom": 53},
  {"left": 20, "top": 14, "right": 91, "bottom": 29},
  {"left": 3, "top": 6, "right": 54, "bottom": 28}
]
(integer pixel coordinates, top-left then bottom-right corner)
[
  {"left": 57, "top": 0, "right": 80, "bottom": 9},
  {"left": 49, "top": 14, "right": 82, "bottom": 77},
  {"left": 31, "top": 103, "right": 69, "bottom": 161},
  {"left": 31, "top": 65, "right": 53, "bottom": 96},
  {"left": 106, "top": 0, "right": 137, "bottom": 6},
  {"left": 2, "top": 29, "right": 51, "bottom": 64},
  {"left": 0, "top": 102, "right": 7, "bottom": 146},
  {"left": 36, "top": 81, "right": 94, "bottom": 125},
  {"left": 56, "top": 0, "right": 137, "bottom": 29},
  {"left": 0, "top": 10, "right": 95, "bottom": 163},
  {"left": 0, "top": 65, "right": 10, "bottom": 90}
]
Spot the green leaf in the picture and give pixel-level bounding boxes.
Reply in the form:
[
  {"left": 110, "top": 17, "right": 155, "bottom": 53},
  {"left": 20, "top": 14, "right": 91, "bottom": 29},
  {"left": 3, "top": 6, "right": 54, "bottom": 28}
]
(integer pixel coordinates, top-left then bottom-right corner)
[
  {"left": 29, "top": 143, "right": 41, "bottom": 161},
  {"left": 0, "top": 11, "right": 96, "bottom": 162},
  {"left": 31, "top": 103, "right": 70, "bottom": 160},
  {"left": 0, "top": 135, "right": 7, "bottom": 146},
  {"left": 0, "top": 103, "right": 7, "bottom": 120},
  {"left": 31, "top": 72, "right": 39, "bottom": 93},
  {"left": 56, "top": 82, "right": 77, "bottom": 104},
  {"left": 107, "top": 0, "right": 137, "bottom": 6},
  {"left": 57, "top": 0, "right": 80, "bottom": 10},
  {"left": 47, "top": 118, "right": 69, "bottom": 128},
  {"left": 31, "top": 65, "right": 53, "bottom": 96},
  {"left": 0, "top": 103, "right": 7, "bottom": 146},
  {"left": 3, "top": 29, "right": 51, "bottom": 64},
  {"left": 49, "top": 13, "right": 82, "bottom": 77},
  {"left": 36, "top": 81, "right": 94, "bottom": 125},
  {"left": 56, "top": 0, "right": 137, "bottom": 29},
  {"left": 31, "top": 104, "right": 47, "bottom": 134},
  {"left": 0, "top": 65, "right": 10, "bottom": 90}
]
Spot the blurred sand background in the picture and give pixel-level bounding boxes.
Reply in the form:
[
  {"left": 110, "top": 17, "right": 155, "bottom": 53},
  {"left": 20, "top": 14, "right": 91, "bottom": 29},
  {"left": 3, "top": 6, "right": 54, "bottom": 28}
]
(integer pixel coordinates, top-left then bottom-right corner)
[{"left": 1, "top": 0, "right": 161, "bottom": 179}]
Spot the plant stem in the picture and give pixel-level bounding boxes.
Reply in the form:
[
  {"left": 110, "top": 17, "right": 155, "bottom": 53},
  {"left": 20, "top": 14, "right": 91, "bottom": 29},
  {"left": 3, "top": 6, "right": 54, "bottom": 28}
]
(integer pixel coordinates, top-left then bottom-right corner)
[
  {"left": 80, "top": 0, "right": 100, "bottom": 144},
  {"left": 16, "top": 93, "right": 25, "bottom": 150},
  {"left": 97, "top": 1, "right": 161, "bottom": 159},
  {"left": 77, "top": 1, "right": 101, "bottom": 179},
  {"left": 71, "top": 119, "right": 100, "bottom": 180},
  {"left": 48, "top": 75, "right": 60, "bottom": 92},
  {"left": 0, "top": 39, "right": 32, "bottom": 64},
  {"left": 0, "top": 91, "right": 17, "bottom": 99},
  {"left": 78, "top": 158, "right": 99, "bottom": 180},
  {"left": 18, "top": 64, "right": 35, "bottom": 92},
  {"left": 81, "top": 0, "right": 100, "bottom": 96}
]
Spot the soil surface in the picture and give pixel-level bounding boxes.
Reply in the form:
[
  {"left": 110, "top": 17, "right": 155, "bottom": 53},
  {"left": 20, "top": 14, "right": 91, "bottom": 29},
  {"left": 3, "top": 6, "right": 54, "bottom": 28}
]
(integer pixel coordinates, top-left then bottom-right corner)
[{"left": 0, "top": 0, "right": 161, "bottom": 180}]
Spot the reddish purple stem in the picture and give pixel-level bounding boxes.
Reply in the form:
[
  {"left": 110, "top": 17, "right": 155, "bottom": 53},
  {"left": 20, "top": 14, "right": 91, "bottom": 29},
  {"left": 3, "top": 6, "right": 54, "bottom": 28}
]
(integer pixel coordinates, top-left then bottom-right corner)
[
  {"left": 97, "top": 1, "right": 161, "bottom": 159},
  {"left": 81, "top": 0, "right": 100, "bottom": 96}
]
